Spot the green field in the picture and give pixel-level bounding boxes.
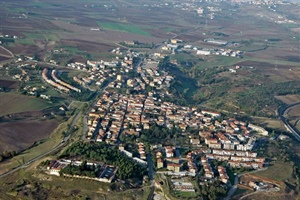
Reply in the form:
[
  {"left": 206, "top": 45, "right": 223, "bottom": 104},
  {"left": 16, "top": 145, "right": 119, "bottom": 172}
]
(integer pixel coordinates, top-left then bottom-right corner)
[
  {"left": 252, "top": 161, "right": 293, "bottom": 181},
  {"left": 173, "top": 190, "right": 197, "bottom": 198},
  {"left": 6, "top": 7, "right": 27, "bottom": 13},
  {"left": 97, "top": 22, "right": 151, "bottom": 36},
  {"left": 0, "top": 93, "right": 55, "bottom": 116},
  {"left": 16, "top": 32, "right": 59, "bottom": 45}
]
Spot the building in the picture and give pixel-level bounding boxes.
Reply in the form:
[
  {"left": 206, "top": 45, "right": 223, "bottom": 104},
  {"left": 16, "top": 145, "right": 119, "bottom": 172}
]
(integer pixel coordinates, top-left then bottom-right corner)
[
  {"left": 167, "top": 163, "right": 180, "bottom": 172},
  {"left": 157, "top": 158, "right": 164, "bottom": 169}
]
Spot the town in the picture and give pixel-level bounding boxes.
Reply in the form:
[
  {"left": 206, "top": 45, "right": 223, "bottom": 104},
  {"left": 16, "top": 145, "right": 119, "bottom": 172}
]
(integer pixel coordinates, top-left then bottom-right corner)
[
  {"left": 41, "top": 46, "right": 272, "bottom": 199},
  {"left": 1, "top": 0, "right": 299, "bottom": 199}
]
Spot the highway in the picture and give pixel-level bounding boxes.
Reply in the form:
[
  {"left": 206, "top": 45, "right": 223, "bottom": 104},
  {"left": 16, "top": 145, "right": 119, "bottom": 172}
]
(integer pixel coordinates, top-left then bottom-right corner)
[
  {"left": 278, "top": 103, "right": 300, "bottom": 142},
  {"left": 0, "top": 110, "right": 82, "bottom": 178}
]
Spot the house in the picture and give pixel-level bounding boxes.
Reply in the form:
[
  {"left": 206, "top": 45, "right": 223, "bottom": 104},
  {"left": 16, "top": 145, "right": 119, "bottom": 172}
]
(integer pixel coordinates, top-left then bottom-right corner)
[
  {"left": 157, "top": 158, "right": 164, "bottom": 169},
  {"left": 197, "top": 50, "right": 211, "bottom": 55},
  {"left": 190, "top": 138, "right": 200, "bottom": 145},
  {"left": 166, "top": 157, "right": 180, "bottom": 164},
  {"left": 167, "top": 163, "right": 180, "bottom": 172},
  {"left": 47, "top": 160, "right": 70, "bottom": 176}
]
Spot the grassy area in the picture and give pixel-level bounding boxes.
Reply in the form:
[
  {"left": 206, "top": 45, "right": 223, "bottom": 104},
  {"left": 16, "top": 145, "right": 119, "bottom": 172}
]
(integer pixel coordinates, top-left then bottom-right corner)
[
  {"left": 16, "top": 32, "right": 59, "bottom": 45},
  {"left": 243, "top": 55, "right": 300, "bottom": 66},
  {"left": 16, "top": 38, "right": 36, "bottom": 45},
  {"left": 28, "top": 2, "right": 53, "bottom": 8},
  {"left": 252, "top": 117, "right": 286, "bottom": 133},
  {"left": 233, "top": 187, "right": 248, "bottom": 196},
  {"left": 173, "top": 190, "right": 197, "bottom": 198},
  {"left": 252, "top": 161, "right": 293, "bottom": 181},
  {"left": 61, "top": 46, "right": 86, "bottom": 55},
  {"left": 227, "top": 168, "right": 236, "bottom": 185},
  {"left": 6, "top": 7, "right": 27, "bottom": 13},
  {"left": 238, "top": 43, "right": 268, "bottom": 52},
  {"left": 190, "top": 55, "right": 242, "bottom": 69},
  {"left": 41, "top": 88, "right": 65, "bottom": 97},
  {"left": 162, "top": 27, "right": 176, "bottom": 32},
  {"left": 0, "top": 92, "right": 56, "bottom": 116},
  {"left": 97, "top": 22, "right": 151, "bottom": 36},
  {"left": 155, "top": 174, "right": 177, "bottom": 200}
]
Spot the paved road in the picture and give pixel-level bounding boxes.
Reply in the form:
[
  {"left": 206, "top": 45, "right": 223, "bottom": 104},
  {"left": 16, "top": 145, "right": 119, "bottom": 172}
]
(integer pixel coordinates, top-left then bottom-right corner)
[
  {"left": 0, "top": 111, "right": 82, "bottom": 178},
  {"left": 224, "top": 167, "right": 268, "bottom": 200},
  {"left": 278, "top": 103, "right": 300, "bottom": 141},
  {"left": 224, "top": 175, "right": 239, "bottom": 200},
  {"left": 146, "top": 151, "right": 155, "bottom": 200}
]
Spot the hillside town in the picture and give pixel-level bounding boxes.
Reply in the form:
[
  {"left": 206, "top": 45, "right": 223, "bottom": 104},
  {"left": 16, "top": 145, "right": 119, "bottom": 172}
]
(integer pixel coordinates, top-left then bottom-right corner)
[{"left": 39, "top": 46, "right": 269, "bottom": 198}]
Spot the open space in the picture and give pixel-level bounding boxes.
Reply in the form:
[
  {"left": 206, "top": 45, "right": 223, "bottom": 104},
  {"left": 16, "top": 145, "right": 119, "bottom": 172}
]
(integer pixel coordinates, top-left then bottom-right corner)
[
  {"left": 97, "top": 22, "right": 151, "bottom": 36},
  {"left": 0, "top": 119, "right": 59, "bottom": 153},
  {"left": 252, "top": 162, "right": 294, "bottom": 182},
  {"left": 0, "top": 93, "right": 54, "bottom": 116}
]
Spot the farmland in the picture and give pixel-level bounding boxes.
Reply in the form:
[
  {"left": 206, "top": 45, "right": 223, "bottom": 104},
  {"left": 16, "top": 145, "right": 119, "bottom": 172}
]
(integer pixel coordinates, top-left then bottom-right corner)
[
  {"left": 253, "top": 162, "right": 294, "bottom": 182},
  {"left": 0, "top": 120, "right": 59, "bottom": 153},
  {"left": 97, "top": 22, "right": 151, "bottom": 36},
  {"left": 0, "top": 0, "right": 299, "bottom": 199},
  {"left": 0, "top": 93, "right": 55, "bottom": 116}
]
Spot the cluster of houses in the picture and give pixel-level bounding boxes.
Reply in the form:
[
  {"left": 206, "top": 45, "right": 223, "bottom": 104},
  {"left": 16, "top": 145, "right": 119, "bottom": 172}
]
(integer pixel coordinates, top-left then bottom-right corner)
[
  {"left": 22, "top": 85, "right": 51, "bottom": 100},
  {"left": 87, "top": 91, "right": 121, "bottom": 141},
  {"left": 86, "top": 81, "right": 267, "bottom": 166},
  {"left": 196, "top": 48, "right": 243, "bottom": 58},
  {"left": 136, "top": 64, "right": 174, "bottom": 91},
  {"left": 9, "top": 63, "right": 35, "bottom": 82},
  {"left": 42, "top": 68, "right": 81, "bottom": 93},
  {"left": 66, "top": 50, "right": 139, "bottom": 90},
  {"left": 160, "top": 38, "right": 243, "bottom": 58},
  {"left": 248, "top": 180, "right": 279, "bottom": 192}
]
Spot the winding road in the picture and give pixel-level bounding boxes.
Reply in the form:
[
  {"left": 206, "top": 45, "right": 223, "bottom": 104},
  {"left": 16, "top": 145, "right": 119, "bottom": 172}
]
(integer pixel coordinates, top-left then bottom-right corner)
[
  {"left": 278, "top": 103, "right": 300, "bottom": 142},
  {"left": 0, "top": 45, "right": 14, "bottom": 58}
]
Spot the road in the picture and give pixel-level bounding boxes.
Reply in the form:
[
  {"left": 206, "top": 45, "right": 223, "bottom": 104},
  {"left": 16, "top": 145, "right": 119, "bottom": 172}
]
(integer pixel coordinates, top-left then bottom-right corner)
[
  {"left": 224, "top": 175, "right": 239, "bottom": 200},
  {"left": 278, "top": 103, "right": 300, "bottom": 142},
  {"left": 153, "top": 27, "right": 201, "bottom": 49},
  {"left": 239, "top": 191, "right": 261, "bottom": 200},
  {"left": 0, "top": 110, "right": 82, "bottom": 178},
  {"left": 224, "top": 167, "right": 268, "bottom": 200},
  {"left": 0, "top": 45, "right": 14, "bottom": 58},
  {"left": 146, "top": 152, "right": 155, "bottom": 200}
]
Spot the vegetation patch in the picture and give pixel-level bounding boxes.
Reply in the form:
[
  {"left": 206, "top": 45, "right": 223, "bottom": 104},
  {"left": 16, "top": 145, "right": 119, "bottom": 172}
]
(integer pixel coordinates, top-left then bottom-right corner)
[
  {"left": 97, "top": 22, "right": 151, "bottom": 36},
  {"left": 0, "top": 93, "right": 54, "bottom": 116},
  {"left": 59, "top": 141, "right": 147, "bottom": 180}
]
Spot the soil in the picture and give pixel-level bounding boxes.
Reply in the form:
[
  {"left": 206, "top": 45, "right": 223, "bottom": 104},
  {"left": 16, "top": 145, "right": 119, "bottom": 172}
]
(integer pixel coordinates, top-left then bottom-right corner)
[
  {"left": 0, "top": 119, "right": 59, "bottom": 152},
  {"left": 0, "top": 79, "right": 18, "bottom": 89}
]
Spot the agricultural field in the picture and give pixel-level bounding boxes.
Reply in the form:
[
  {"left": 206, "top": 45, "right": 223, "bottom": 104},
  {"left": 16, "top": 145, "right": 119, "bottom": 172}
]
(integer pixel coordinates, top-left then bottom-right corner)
[
  {"left": 0, "top": 119, "right": 59, "bottom": 153},
  {"left": 275, "top": 95, "right": 300, "bottom": 105},
  {"left": 253, "top": 162, "right": 294, "bottom": 182},
  {"left": 0, "top": 79, "right": 18, "bottom": 89},
  {"left": 0, "top": 93, "right": 55, "bottom": 116},
  {"left": 0, "top": 0, "right": 299, "bottom": 199},
  {"left": 251, "top": 115, "right": 287, "bottom": 132},
  {"left": 97, "top": 22, "right": 151, "bottom": 36}
]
